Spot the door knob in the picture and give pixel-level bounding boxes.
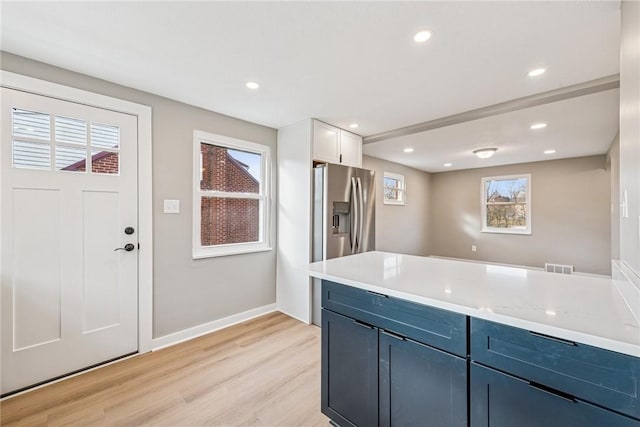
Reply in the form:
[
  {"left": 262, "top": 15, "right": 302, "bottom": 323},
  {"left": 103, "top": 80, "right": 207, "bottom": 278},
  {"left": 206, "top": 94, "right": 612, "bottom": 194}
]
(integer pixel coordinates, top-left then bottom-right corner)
[{"left": 114, "top": 243, "right": 135, "bottom": 252}]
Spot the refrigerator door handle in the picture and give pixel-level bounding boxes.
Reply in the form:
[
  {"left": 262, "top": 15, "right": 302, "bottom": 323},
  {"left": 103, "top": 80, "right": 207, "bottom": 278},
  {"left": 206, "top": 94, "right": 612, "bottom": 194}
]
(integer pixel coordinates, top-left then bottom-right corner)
[
  {"left": 357, "top": 177, "right": 364, "bottom": 253},
  {"left": 350, "top": 177, "right": 358, "bottom": 254}
]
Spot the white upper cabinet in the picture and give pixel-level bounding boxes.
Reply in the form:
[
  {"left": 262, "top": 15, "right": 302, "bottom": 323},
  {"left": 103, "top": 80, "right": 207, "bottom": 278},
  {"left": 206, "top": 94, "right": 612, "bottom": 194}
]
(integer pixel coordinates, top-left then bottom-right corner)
[
  {"left": 312, "top": 120, "right": 362, "bottom": 168},
  {"left": 312, "top": 121, "right": 341, "bottom": 164},
  {"left": 339, "top": 129, "right": 363, "bottom": 167}
]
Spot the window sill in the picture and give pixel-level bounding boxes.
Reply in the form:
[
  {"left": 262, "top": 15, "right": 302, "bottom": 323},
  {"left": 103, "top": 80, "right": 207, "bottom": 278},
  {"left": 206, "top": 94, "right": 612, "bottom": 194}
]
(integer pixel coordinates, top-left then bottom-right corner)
[
  {"left": 193, "top": 245, "right": 273, "bottom": 259},
  {"left": 384, "top": 200, "right": 406, "bottom": 206}
]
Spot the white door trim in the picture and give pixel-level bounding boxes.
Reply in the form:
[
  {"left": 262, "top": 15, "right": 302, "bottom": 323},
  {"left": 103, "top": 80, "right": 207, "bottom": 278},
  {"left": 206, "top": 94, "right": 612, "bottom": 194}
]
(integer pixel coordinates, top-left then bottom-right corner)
[{"left": 0, "top": 70, "right": 154, "bottom": 353}]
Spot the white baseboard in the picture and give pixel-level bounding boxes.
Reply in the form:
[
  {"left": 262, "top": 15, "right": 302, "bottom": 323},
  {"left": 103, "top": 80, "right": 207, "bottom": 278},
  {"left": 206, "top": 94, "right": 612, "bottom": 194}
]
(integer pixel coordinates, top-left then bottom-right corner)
[
  {"left": 612, "top": 260, "right": 640, "bottom": 323},
  {"left": 150, "top": 303, "right": 277, "bottom": 352}
]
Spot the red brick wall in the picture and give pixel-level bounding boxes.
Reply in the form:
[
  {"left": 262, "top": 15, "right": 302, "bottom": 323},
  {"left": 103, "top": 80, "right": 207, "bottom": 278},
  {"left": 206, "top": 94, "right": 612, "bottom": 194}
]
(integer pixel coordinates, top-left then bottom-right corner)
[
  {"left": 91, "top": 152, "right": 119, "bottom": 174},
  {"left": 200, "top": 144, "right": 260, "bottom": 246}
]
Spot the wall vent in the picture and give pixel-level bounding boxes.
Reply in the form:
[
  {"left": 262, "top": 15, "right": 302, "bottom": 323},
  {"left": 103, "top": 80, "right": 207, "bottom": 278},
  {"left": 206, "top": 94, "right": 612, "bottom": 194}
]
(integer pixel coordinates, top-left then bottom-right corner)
[{"left": 545, "top": 263, "right": 574, "bottom": 275}]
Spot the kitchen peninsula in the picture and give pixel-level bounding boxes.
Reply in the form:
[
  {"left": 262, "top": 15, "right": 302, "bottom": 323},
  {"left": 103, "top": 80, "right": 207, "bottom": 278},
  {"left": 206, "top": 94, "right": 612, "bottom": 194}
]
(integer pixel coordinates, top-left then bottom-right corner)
[{"left": 306, "top": 251, "right": 640, "bottom": 427}]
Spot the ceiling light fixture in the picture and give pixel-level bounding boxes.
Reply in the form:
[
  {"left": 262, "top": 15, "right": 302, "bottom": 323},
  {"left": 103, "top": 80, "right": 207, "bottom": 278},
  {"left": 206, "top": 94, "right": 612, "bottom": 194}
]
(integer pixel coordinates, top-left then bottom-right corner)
[
  {"left": 544, "top": 149, "right": 556, "bottom": 155},
  {"left": 530, "top": 122, "right": 547, "bottom": 130},
  {"left": 443, "top": 163, "right": 453, "bottom": 167},
  {"left": 473, "top": 148, "right": 498, "bottom": 159},
  {"left": 414, "top": 30, "right": 432, "bottom": 43},
  {"left": 245, "top": 81, "right": 260, "bottom": 90},
  {"left": 403, "top": 147, "right": 414, "bottom": 153},
  {"left": 528, "top": 68, "right": 546, "bottom": 77},
  {"left": 349, "top": 123, "right": 359, "bottom": 129}
]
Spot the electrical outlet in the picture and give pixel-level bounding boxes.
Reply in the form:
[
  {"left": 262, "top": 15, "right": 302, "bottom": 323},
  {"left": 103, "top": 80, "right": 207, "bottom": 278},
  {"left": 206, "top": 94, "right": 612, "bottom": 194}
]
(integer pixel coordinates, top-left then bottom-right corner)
[{"left": 471, "top": 245, "right": 477, "bottom": 252}]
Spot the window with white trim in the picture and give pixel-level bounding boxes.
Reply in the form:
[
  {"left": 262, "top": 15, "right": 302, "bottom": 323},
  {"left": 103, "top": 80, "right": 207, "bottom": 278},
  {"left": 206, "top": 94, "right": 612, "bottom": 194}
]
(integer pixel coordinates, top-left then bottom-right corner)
[
  {"left": 193, "top": 130, "right": 271, "bottom": 258},
  {"left": 383, "top": 172, "right": 405, "bottom": 205},
  {"left": 481, "top": 174, "right": 531, "bottom": 234}
]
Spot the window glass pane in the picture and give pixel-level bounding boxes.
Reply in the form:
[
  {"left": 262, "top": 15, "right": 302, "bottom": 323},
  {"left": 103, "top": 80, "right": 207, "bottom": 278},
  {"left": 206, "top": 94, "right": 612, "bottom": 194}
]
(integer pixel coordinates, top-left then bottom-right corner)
[
  {"left": 91, "top": 150, "right": 119, "bottom": 174},
  {"left": 12, "top": 140, "right": 51, "bottom": 170},
  {"left": 12, "top": 108, "right": 50, "bottom": 140},
  {"left": 485, "top": 177, "right": 528, "bottom": 204},
  {"left": 486, "top": 204, "right": 527, "bottom": 229},
  {"left": 200, "top": 143, "right": 261, "bottom": 193},
  {"left": 201, "top": 196, "right": 260, "bottom": 245},
  {"left": 90, "top": 123, "right": 120, "bottom": 149},
  {"left": 56, "top": 145, "right": 87, "bottom": 172},
  {"left": 55, "top": 116, "right": 87, "bottom": 145}
]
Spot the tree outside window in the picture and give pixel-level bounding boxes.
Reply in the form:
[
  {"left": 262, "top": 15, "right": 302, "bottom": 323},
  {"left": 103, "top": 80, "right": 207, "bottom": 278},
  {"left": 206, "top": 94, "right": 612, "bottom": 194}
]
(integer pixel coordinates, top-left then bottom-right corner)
[{"left": 481, "top": 174, "right": 531, "bottom": 234}]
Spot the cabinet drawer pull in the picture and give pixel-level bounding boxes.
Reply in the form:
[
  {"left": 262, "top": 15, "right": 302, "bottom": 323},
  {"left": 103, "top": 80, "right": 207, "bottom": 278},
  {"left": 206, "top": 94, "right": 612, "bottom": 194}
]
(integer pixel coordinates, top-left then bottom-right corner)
[
  {"left": 529, "top": 331, "right": 577, "bottom": 346},
  {"left": 353, "top": 319, "right": 374, "bottom": 329},
  {"left": 381, "top": 329, "right": 406, "bottom": 341},
  {"left": 366, "top": 290, "right": 389, "bottom": 298},
  {"left": 529, "top": 381, "right": 577, "bottom": 403}
]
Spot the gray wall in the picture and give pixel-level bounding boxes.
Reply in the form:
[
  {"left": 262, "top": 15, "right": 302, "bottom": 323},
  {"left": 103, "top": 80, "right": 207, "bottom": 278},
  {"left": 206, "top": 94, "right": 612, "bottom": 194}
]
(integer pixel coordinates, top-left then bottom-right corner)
[
  {"left": 1, "top": 52, "right": 278, "bottom": 338},
  {"left": 429, "top": 156, "right": 611, "bottom": 275},
  {"left": 619, "top": 1, "right": 640, "bottom": 276},
  {"left": 363, "top": 156, "right": 431, "bottom": 256}
]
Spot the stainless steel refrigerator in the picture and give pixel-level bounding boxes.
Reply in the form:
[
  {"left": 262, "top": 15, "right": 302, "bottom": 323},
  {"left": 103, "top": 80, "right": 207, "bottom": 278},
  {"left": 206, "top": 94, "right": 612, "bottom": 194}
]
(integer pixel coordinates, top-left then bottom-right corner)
[{"left": 311, "top": 163, "right": 376, "bottom": 325}]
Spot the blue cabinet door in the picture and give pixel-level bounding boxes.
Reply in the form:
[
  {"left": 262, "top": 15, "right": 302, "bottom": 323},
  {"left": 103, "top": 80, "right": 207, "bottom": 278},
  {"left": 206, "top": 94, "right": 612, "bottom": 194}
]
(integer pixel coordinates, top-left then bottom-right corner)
[
  {"left": 322, "top": 309, "right": 378, "bottom": 427},
  {"left": 379, "top": 330, "right": 467, "bottom": 427},
  {"left": 471, "top": 363, "right": 640, "bottom": 427}
]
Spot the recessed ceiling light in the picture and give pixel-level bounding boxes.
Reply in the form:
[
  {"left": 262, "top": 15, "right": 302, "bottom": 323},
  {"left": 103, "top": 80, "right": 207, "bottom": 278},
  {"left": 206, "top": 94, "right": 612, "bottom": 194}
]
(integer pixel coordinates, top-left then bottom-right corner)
[
  {"left": 245, "top": 81, "right": 260, "bottom": 90},
  {"left": 349, "top": 123, "right": 359, "bottom": 129},
  {"left": 544, "top": 149, "right": 556, "bottom": 155},
  {"left": 528, "top": 68, "right": 546, "bottom": 77},
  {"left": 545, "top": 309, "right": 557, "bottom": 316},
  {"left": 443, "top": 163, "right": 453, "bottom": 167},
  {"left": 403, "top": 147, "right": 414, "bottom": 153},
  {"left": 530, "top": 122, "right": 547, "bottom": 130},
  {"left": 414, "top": 30, "right": 432, "bottom": 43},
  {"left": 473, "top": 148, "right": 498, "bottom": 159}
]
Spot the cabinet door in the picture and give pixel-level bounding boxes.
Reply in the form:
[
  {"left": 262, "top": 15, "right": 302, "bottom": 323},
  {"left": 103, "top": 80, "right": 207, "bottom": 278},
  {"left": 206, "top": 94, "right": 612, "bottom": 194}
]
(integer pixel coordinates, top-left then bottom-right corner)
[
  {"left": 340, "top": 130, "right": 363, "bottom": 167},
  {"left": 313, "top": 121, "right": 340, "bottom": 164},
  {"left": 471, "top": 363, "right": 640, "bottom": 427},
  {"left": 379, "top": 331, "right": 467, "bottom": 427},
  {"left": 322, "top": 309, "right": 378, "bottom": 427}
]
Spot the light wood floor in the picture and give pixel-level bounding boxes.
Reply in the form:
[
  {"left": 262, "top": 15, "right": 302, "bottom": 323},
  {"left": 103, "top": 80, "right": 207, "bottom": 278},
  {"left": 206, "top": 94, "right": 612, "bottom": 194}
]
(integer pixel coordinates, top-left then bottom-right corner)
[{"left": 1, "top": 312, "right": 329, "bottom": 427}]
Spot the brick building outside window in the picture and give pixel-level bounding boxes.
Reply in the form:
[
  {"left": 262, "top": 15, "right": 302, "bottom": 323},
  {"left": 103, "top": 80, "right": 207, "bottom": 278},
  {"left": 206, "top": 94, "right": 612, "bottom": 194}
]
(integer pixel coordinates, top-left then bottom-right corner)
[{"left": 193, "top": 130, "right": 271, "bottom": 258}]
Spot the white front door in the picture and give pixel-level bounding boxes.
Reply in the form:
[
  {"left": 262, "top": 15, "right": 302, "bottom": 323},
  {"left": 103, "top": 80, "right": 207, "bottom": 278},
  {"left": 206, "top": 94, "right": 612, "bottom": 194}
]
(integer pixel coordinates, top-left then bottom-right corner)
[{"left": 1, "top": 88, "right": 139, "bottom": 395}]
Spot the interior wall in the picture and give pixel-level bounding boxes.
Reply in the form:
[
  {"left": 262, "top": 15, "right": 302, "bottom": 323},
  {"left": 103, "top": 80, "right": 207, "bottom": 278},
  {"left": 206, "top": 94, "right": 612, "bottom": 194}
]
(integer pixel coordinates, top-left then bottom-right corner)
[
  {"left": 607, "top": 133, "right": 620, "bottom": 260},
  {"left": 0, "top": 52, "right": 278, "bottom": 338},
  {"left": 429, "top": 156, "right": 611, "bottom": 275},
  {"left": 363, "top": 155, "right": 431, "bottom": 256},
  {"left": 619, "top": 0, "right": 640, "bottom": 276}
]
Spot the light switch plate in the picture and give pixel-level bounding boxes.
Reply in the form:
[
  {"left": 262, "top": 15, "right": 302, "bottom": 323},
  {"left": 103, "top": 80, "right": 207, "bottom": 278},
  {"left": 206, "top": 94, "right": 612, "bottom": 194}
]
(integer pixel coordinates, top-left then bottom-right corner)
[{"left": 164, "top": 199, "right": 180, "bottom": 214}]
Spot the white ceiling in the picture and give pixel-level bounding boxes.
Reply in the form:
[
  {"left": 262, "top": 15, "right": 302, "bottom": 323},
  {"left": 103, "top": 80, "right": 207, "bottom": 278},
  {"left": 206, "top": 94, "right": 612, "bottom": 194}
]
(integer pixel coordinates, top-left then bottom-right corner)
[
  {"left": 1, "top": 1, "right": 621, "bottom": 170},
  {"left": 364, "top": 89, "right": 620, "bottom": 173}
]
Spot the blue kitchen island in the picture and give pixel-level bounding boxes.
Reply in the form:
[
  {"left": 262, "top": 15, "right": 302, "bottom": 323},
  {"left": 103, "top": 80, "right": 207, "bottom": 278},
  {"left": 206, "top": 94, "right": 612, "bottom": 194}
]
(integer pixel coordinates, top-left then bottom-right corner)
[{"left": 306, "top": 251, "right": 640, "bottom": 427}]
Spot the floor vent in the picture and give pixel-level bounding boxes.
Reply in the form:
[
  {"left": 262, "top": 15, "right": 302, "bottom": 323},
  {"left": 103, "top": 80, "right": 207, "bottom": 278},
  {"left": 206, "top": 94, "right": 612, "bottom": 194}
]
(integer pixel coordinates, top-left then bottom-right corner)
[{"left": 545, "top": 263, "right": 574, "bottom": 275}]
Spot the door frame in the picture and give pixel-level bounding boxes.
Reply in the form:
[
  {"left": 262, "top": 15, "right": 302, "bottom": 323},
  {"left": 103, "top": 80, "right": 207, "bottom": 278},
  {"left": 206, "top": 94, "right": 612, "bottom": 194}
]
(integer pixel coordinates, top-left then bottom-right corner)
[{"left": 0, "top": 71, "right": 154, "bottom": 353}]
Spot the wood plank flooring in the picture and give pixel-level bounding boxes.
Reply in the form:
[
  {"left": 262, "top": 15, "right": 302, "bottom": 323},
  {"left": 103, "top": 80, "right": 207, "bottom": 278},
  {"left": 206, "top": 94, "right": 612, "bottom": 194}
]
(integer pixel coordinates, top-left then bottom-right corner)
[{"left": 1, "top": 312, "right": 329, "bottom": 427}]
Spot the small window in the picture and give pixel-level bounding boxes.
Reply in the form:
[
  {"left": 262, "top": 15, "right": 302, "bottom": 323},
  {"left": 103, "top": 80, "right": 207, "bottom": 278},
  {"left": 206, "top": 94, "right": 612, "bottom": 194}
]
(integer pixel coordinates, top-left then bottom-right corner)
[
  {"left": 383, "top": 172, "right": 405, "bottom": 205},
  {"left": 481, "top": 174, "right": 531, "bottom": 235},
  {"left": 193, "top": 130, "right": 271, "bottom": 258}
]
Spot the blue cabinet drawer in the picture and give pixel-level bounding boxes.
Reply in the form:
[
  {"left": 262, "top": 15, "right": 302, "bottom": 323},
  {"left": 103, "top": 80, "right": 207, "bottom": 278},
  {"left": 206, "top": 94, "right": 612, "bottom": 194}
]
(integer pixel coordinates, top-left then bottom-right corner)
[
  {"left": 322, "top": 280, "right": 467, "bottom": 357},
  {"left": 471, "top": 363, "right": 640, "bottom": 427},
  {"left": 471, "top": 318, "right": 640, "bottom": 420}
]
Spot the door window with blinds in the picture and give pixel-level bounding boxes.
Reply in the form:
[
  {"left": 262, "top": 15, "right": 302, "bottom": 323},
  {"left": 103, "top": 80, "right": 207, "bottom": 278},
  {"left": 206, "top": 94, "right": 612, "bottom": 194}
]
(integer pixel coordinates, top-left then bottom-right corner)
[
  {"left": 12, "top": 108, "right": 120, "bottom": 174},
  {"left": 193, "top": 130, "right": 271, "bottom": 258}
]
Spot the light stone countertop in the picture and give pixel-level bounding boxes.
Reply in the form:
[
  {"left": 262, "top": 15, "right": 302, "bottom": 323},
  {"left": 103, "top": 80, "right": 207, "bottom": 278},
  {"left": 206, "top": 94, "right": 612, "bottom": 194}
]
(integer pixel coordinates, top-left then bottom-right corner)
[{"left": 306, "top": 251, "right": 640, "bottom": 358}]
